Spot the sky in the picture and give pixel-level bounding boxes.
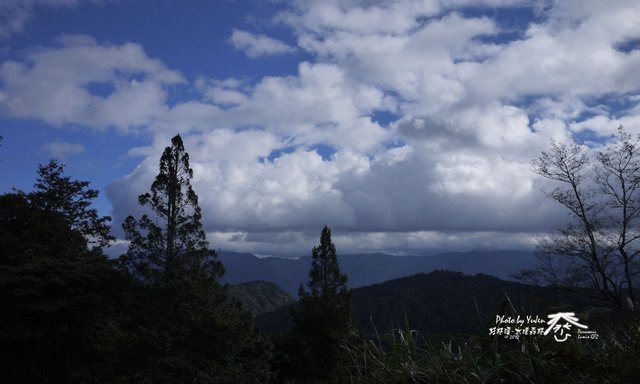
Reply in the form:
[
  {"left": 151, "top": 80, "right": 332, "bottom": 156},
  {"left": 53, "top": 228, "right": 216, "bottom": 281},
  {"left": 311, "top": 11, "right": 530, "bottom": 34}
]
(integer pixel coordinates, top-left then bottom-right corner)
[{"left": 1, "top": 0, "right": 640, "bottom": 257}]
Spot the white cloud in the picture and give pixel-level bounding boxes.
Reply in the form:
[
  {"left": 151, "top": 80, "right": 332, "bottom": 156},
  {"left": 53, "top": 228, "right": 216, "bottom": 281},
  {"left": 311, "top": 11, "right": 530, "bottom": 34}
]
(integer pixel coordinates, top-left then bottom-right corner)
[
  {"left": 230, "top": 29, "right": 295, "bottom": 58},
  {"left": 285, "top": 0, "right": 640, "bottom": 129},
  {"left": 8, "top": 1, "right": 640, "bottom": 254},
  {"left": 108, "top": 136, "right": 358, "bottom": 236},
  {"left": 156, "top": 62, "right": 391, "bottom": 155},
  {"left": 42, "top": 140, "right": 85, "bottom": 158},
  {"left": 109, "top": 0, "right": 640, "bottom": 254},
  {"left": 0, "top": 35, "right": 183, "bottom": 132}
]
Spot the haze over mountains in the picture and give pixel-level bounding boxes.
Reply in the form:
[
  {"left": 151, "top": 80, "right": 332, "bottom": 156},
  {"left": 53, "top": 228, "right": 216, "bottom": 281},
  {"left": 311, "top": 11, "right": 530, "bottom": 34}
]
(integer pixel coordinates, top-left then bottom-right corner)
[{"left": 219, "top": 250, "right": 536, "bottom": 295}]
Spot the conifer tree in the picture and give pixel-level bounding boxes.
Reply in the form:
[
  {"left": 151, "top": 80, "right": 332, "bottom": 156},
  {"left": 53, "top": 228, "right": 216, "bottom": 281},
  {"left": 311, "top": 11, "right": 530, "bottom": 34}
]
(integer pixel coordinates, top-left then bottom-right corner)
[
  {"left": 302, "top": 226, "right": 349, "bottom": 299},
  {"left": 121, "top": 134, "right": 222, "bottom": 283},
  {"left": 292, "top": 225, "right": 352, "bottom": 382},
  {"left": 30, "top": 159, "right": 113, "bottom": 248},
  {"left": 119, "top": 134, "right": 270, "bottom": 383},
  {"left": 0, "top": 163, "right": 119, "bottom": 382}
]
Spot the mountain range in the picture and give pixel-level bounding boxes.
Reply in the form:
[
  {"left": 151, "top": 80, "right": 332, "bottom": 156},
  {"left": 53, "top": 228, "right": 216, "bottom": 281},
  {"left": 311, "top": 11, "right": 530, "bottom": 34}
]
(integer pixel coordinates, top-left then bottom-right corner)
[
  {"left": 254, "top": 270, "right": 605, "bottom": 338},
  {"left": 219, "top": 249, "right": 537, "bottom": 296}
]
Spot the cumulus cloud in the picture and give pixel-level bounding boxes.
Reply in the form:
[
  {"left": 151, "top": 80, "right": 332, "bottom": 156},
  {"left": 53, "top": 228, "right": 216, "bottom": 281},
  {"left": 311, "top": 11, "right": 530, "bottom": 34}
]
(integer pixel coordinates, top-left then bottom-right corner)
[
  {"left": 230, "top": 29, "right": 296, "bottom": 58},
  {"left": 0, "top": 35, "right": 183, "bottom": 132},
  {"left": 42, "top": 140, "right": 85, "bottom": 158},
  {"left": 156, "top": 62, "right": 392, "bottom": 154},
  {"left": 287, "top": 0, "right": 640, "bottom": 123},
  {"left": 9, "top": 1, "right": 640, "bottom": 254},
  {"left": 107, "top": 0, "right": 640, "bottom": 254}
]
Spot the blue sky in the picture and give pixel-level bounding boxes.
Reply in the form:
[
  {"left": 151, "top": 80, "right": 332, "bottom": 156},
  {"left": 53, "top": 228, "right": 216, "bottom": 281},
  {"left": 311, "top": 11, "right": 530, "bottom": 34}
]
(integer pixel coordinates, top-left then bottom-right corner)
[{"left": 1, "top": 0, "right": 640, "bottom": 256}]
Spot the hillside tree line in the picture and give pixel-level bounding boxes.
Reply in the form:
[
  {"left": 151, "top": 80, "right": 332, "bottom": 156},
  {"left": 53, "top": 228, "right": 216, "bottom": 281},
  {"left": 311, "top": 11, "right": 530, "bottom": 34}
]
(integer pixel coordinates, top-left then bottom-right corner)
[{"left": 0, "top": 134, "right": 352, "bottom": 383}]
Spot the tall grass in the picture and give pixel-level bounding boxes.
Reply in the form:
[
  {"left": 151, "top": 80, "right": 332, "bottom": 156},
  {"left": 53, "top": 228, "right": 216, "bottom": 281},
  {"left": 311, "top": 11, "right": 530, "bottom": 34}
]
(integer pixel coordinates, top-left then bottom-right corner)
[{"left": 339, "top": 314, "right": 640, "bottom": 383}]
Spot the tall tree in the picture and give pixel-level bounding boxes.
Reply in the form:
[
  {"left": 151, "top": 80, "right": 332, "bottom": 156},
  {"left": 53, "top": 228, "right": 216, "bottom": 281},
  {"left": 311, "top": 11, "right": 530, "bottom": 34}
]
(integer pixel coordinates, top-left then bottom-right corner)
[
  {"left": 119, "top": 134, "right": 270, "bottom": 383},
  {"left": 302, "top": 226, "right": 349, "bottom": 300},
  {"left": 291, "top": 226, "right": 352, "bottom": 382},
  {"left": 522, "top": 126, "right": 640, "bottom": 322},
  {"left": 121, "top": 134, "right": 222, "bottom": 283},
  {"left": 0, "top": 164, "right": 120, "bottom": 383}
]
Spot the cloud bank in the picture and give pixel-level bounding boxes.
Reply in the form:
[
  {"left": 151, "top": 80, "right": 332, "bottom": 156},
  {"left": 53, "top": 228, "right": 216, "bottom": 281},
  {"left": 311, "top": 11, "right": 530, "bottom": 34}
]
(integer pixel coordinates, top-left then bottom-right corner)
[{"left": 3, "top": 0, "right": 640, "bottom": 254}]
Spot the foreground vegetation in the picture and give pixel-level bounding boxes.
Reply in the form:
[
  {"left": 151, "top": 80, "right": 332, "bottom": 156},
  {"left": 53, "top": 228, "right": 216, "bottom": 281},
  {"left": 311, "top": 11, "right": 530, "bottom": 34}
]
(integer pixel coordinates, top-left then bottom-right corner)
[{"left": 339, "top": 317, "right": 640, "bottom": 383}]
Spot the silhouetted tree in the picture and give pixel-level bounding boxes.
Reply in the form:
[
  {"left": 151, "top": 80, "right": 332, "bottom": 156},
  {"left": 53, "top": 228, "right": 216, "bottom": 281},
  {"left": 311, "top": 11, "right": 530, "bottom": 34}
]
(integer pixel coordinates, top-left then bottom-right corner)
[
  {"left": 291, "top": 225, "right": 352, "bottom": 382},
  {"left": 521, "top": 126, "right": 640, "bottom": 322},
  {"left": 30, "top": 159, "right": 113, "bottom": 248},
  {"left": 119, "top": 134, "right": 271, "bottom": 383},
  {"left": 0, "top": 164, "right": 120, "bottom": 383},
  {"left": 121, "top": 134, "right": 222, "bottom": 283}
]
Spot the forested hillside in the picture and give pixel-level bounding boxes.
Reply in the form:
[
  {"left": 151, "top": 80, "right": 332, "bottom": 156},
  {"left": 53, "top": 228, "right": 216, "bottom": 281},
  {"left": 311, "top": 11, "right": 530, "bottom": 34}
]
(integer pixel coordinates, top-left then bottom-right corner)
[
  {"left": 227, "top": 280, "right": 294, "bottom": 315},
  {"left": 256, "top": 270, "right": 602, "bottom": 337}
]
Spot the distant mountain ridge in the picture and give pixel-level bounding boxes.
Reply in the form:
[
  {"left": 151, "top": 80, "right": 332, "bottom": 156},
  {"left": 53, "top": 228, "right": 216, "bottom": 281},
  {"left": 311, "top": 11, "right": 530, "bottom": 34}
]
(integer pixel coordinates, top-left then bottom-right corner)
[
  {"left": 256, "top": 270, "right": 604, "bottom": 337},
  {"left": 218, "top": 250, "right": 536, "bottom": 295},
  {"left": 349, "top": 270, "right": 600, "bottom": 337}
]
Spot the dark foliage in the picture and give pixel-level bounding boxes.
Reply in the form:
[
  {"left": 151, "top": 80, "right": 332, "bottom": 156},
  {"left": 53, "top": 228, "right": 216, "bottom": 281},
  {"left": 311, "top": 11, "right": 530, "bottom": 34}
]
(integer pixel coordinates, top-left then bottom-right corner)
[
  {"left": 30, "top": 159, "right": 114, "bottom": 248},
  {"left": 342, "top": 318, "right": 640, "bottom": 383},
  {"left": 0, "top": 168, "right": 122, "bottom": 383},
  {"left": 282, "top": 226, "right": 353, "bottom": 382},
  {"left": 120, "top": 135, "right": 222, "bottom": 283},
  {"left": 118, "top": 134, "right": 271, "bottom": 383}
]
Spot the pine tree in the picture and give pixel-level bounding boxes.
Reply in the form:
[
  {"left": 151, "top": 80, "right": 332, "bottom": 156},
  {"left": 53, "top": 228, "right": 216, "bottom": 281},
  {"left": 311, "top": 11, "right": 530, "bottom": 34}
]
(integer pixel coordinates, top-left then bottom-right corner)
[
  {"left": 119, "top": 134, "right": 271, "bottom": 383},
  {"left": 292, "top": 225, "right": 352, "bottom": 382}
]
